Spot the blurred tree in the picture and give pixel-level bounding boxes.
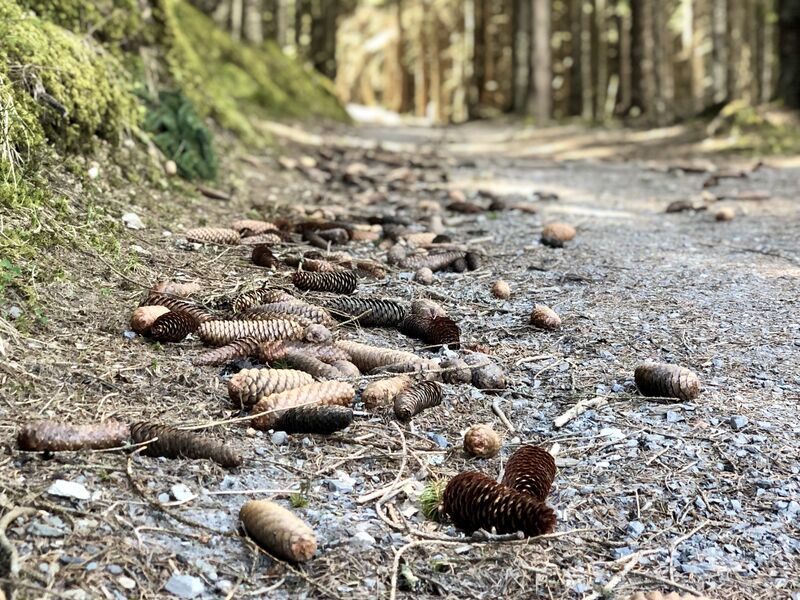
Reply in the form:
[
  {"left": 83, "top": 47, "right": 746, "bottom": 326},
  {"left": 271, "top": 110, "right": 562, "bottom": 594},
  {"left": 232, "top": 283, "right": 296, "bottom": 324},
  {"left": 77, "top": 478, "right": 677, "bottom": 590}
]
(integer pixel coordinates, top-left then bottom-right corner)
[{"left": 778, "top": 0, "right": 800, "bottom": 107}]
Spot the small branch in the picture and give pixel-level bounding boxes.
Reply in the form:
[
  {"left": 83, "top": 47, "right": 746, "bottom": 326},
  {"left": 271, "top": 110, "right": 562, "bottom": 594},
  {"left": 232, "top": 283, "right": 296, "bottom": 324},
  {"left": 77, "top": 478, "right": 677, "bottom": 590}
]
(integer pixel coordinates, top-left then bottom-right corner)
[
  {"left": 553, "top": 396, "right": 608, "bottom": 428},
  {"left": 491, "top": 398, "right": 515, "bottom": 432}
]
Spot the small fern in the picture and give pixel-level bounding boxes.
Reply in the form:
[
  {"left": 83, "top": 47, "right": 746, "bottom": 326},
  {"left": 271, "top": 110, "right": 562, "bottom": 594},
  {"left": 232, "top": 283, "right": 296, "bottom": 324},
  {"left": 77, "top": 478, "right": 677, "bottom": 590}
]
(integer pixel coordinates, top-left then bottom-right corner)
[{"left": 419, "top": 479, "right": 447, "bottom": 522}]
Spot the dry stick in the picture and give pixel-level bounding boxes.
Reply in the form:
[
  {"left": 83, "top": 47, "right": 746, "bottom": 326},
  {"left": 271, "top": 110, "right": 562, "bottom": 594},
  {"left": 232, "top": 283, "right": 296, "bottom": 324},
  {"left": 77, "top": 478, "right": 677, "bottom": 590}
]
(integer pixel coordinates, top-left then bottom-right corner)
[
  {"left": 357, "top": 422, "right": 408, "bottom": 504},
  {"left": 669, "top": 519, "right": 710, "bottom": 582},
  {"left": 491, "top": 398, "right": 515, "bottom": 432},
  {"left": 390, "top": 540, "right": 464, "bottom": 600},
  {"left": 632, "top": 571, "right": 705, "bottom": 597},
  {"left": 553, "top": 396, "right": 608, "bottom": 428},
  {"left": 0, "top": 506, "right": 37, "bottom": 586},
  {"left": 583, "top": 550, "right": 655, "bottom": 600}
]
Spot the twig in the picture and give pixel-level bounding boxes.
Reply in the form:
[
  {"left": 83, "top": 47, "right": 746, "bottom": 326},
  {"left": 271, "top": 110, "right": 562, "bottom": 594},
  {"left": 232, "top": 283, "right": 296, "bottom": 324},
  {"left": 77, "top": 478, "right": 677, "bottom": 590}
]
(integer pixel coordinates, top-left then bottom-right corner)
[
  {"left": 491, "top": 397, "right": 515, "bottom": 432},
  {"left": 632, "top": 571, "right": 706, "bottom": 597},
  {"left": 0, "top": 506, "right": 37, "bottom": 587},
  {"left": 553, "top": 396, "right": 608, "bottom": 428}
]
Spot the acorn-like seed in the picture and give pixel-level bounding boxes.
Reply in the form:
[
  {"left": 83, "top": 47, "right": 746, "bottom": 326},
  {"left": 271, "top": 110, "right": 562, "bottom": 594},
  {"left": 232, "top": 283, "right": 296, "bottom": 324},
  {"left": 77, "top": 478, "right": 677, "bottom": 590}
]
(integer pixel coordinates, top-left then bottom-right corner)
[
  {"left": 491, "top": 280, "right": 511, "bottom": 300},
  {"left": 540, "top": 223, "right": 576, "bottom": 248},
  {"left": 529, "top": 304, "right": 561, "bottom": 330},
  {"left": 415, "top": 267, "right": 434, "bottom": 284},
  {"left": 463, "top": 424, "right": 501, "bottom": 458}
]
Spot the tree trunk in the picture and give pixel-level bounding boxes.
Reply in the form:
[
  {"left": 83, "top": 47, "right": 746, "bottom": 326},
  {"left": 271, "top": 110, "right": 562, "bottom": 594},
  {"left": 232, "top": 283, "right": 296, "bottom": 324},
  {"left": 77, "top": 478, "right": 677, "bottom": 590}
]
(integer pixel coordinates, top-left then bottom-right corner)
[
  {"left": 513, "top": 0, "right": 531, "bottom": 112},
  {"left": 711, "top": 0, "right": 729, "bottom": 102},
  {"left": 531, "top": 0, "right": 553, "bottom": 121},
  {"left": 581, "top": 0, "right": 594, "bottom": 119},
  {"left": 568, "top": 0, "right": 583, "bottom": 115},
  {"left": 243, "top": 0, "right": 263, "bottom": 43},
  {"left": 777, "top": 0, "right": 800, "bottom": 107},
  {"left": 595, "top": 0, "right": 608, "bottom": 119},
  {"left": 617, "top": 0, "right": 632, "bottom": 113},
  {"left": 631, "top": 0, "right": 656, "bottom": 115}
]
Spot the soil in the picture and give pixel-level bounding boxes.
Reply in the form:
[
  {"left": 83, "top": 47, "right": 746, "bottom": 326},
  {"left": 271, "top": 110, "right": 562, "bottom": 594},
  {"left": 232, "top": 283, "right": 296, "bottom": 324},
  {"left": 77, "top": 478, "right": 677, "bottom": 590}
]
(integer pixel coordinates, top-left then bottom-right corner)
[{"left": 1, "top": 120, "right": 799, "bottom": 600}]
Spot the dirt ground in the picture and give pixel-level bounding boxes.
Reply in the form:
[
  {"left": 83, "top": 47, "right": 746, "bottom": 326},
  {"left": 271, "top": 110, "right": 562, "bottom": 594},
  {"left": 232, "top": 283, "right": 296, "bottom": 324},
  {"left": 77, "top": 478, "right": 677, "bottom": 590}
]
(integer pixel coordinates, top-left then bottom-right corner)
[{"left": 1, "top": 120, "right": 799, "bottom": 600}]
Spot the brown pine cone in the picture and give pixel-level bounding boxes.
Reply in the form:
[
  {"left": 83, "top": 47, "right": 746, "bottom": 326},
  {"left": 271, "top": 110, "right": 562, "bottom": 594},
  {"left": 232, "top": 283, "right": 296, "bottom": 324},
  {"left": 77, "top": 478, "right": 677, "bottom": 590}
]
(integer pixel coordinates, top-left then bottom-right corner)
[
  {"left": 451, "top": 257, "right": 468, "bottom": 273},
  {"left": 399, "top": 313, "right": 460, "bottom": 349},
  {"left": 151, "top": 281, "right": 202, "bottom": 297},
  {"left": 278, "top": 351, "right": 342, "bottom": 380},
  {"left": 501, "top": 445, "right": 556, "bottom": 502},
  {"left": 634, "top": 363, "right": 701, "bottom": 401},
  {"left": 18, "top": 420, "right": 130, "bottom": 452},
  {"left": 354, "top": 260, "right": 387, "bottom": 279},
  {"left": 447, "top": 201, "right": 484, "bottom": 214},
  {"left": 325, "top": 297, "right": 408, "bottom": 327},
  {"left": 335, "top": 340, "right": 422, "bottom": 372},
  {"left": 197, "top": 319, "right": 305, "bottom": 346},
  {"left": 232, "top": 288, "right": 297, "bottom": 313},
  {"left": 251, "top": 381, "right": 355, "bottom": 430},
  {"left": 231, "top": 219, "right": 277, "bottom": 236},
  {"left": 185, "top": 227, "right": 240, "bottom": 245},
  {"left": 140, "top": 293, "right": 214, "bottom": 323},
  {"left": 529, "top": 304, "right": 561, "bottom": 330},
  {"left": 240, "top": 500, "right": 317, "bottom": 562},
  {"left": 361, "top": 376, "right": 413, "bottom": 410},
  {"left": 464, "top": 252, "right": 482, "bottom": 271},
  {"left": 192, "top": 337, "right": 262, "bottom": 366},
  {"left": 234, "top": 310, "right": 313, "bottom": 328},
  {"left": 272, "top": 405, "right": 353, "bottom": 434},
  {"left": 292, "top": 270, "right": 357, "bottom": 294},
  {"left": 252, "top": 245, "right": 281, "bottom": 268},
  {"left": 331, "top": 360, "right": 360, "bottom": 378},
  {"left": 540, "top": 223, "right": 576, "bottom": 248},
  {"left": 442, "top": 472, "right": 556, "bottom": 537},
  {"left": 150, "top": 310, "right": 199, "bottom": 342},
  {"left": 130, "top": 306, "right": 170, "bottom": 335},
  {"left": 130, "top": 422, "right": 242, "bottom": 468},
  {"left": 399, "top": 251, "right": 464, "bottom": 272},
  {"left": 393, "top": 381, "right": 443, "bottom": 422},
  {"left": 260, "top": 341, "right": 350, "bottom": 364},
  {"left": 243, "top": 302, "right": 335, "bottom": 326},
  {"left": 228, "top": 368, "right": 314, "bottom": 406},
  {"left": 463, "top": 424, "right": 501, "bottom": 458},
  {"left": 238, "top": 232, "right": 283, "bottom": 245}
]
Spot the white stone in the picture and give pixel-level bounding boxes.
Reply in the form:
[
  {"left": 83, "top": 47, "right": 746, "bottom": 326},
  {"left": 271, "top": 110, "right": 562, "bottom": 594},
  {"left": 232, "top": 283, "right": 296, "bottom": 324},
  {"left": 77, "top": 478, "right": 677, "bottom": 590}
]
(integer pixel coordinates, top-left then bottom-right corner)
[{"left": 48, "top": 480, "right": 90, "bottom": 501}]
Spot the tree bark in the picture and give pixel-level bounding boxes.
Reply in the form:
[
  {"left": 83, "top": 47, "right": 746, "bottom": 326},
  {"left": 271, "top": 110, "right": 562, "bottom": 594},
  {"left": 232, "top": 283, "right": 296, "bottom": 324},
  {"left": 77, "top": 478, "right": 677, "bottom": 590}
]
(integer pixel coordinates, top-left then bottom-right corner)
[
  {"left": 513, "top": 0, "right": 531, "bottom": 112},
  {"left": 777, "top": 0, "right": 800, "bottom": 107},
  {"left": 531, "top": 0, "right": 553, "bottom": 121},
  {"left": 631, "top": 0, "right": 656, "bottom": 115}
]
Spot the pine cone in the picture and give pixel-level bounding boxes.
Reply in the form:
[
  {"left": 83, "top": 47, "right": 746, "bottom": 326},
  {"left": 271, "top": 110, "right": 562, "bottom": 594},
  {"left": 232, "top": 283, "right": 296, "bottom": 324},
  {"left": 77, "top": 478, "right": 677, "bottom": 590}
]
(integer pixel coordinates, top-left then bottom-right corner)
[
  {"left": 402, "top": 232, "right": 438, "bottom": 246},
  {"left": 331, "top": 360, "right": 360, "bottom": 378},
  {"left": 627, "top": 593, "right": 714, "bottom": 600},
  {"left": 442, "top": 472, "right": 556, "bottom": 537},
  {"left": 440, "top": 358, "right": 472, "bottom": 384},
  {"left": 335, "top": 340, "right": 423, "bottom": 372},
  {"left": 369, "top": 359, "right": 442, "bottom": 381},
  {"left": 130, "top": 422, "right": 242, "bottom": 468},
  {"left": 278, "top": 350, "right": 342, "bottom": 379},
  {"left": 354, "top": 260, "right": 387, "bottom": 279},
  {"left": 252, "top": 245, "right": 280, "bottom": 268},
  {"left": 243, "top": 302, "right": 334, "bottom": 326},
  {"left": 140, "top": 293, "right": 214, "bottom": 323},
  {"left": 399, "top": 251, "right": 464, "bottom": 272},
  {"left": 197, "top": 319, "right": 305, "bottom": 346},
  {"left": 238, "top": 233, "right": 283, "bottom": 245},
  {"left": 186, "top": 227, "right": 240, "bottom": 245},
  {"left": 232, "top": 288, "right": 297, "bottom": 313},
  {"left": 361, "top": 376, "right": 413, "bottom": 410},
  {"left": 491, "top": 280, "right": 511, "bottom": 299},
  {"left": 451, "top": 257, "right": 468, "bottom": 273},
  {"left": 634, "top": 363, "right": 701, "bottom": 401},
  {"left": 501, "top": 445, "right": 556, "bottom": 502},
  {"left": 529, "top": 304, "right": 561, "bottom": 330},
  {"left": 240, "top": 500, "right": 317, "bottom": 562},
  {"left": 464, "top": 252, "right": 482, "bottom": 271},
  {"left": 463, "top": 424, "right": 501, "bottom": 458},
  {"left": 18, "top": 420, "right": 130, "bottom": 452},
  {"left": 235, "top": 310, "right": 313, "bottom": 328},
  {"left": 447, "top": 201, "right": 484, "bottom": 214},
  {"left": 410, "top": 298, "right": 447, "bottom": 317},
  {"left": 228, "top": 368, "right": 314, "bottom": 406},
  {"left": 272, "top": 405, "right": 353, "bottom": 434},
  {"left": 260, "top": 341, "right": 350, "bottom": 364},
  {"left": 150, "top": 311, "right": 199, "bottom": 342},
  {"left": 231, "top": 219, "right": 277, "bottom": 236},
  {"left": 394, "top": 381, "right": 443, "bottom": 422},
  {"left": 151, "top": 281, "right": 202, "bottom": 297},
  {"left": 325, "top": 297, "right": 408, "bottom": 327},
  {"left": 251, "top": 381, "right": 355, "bottom": 429},
  {"left": 193, "top": 337, "right": 262, "bottom": 366},
  {"left": 465, "top": 354, "right": 507, "bottom": 391},
  {"left": 130, "top": 306, "right": 170, "bottom": 335},
  {"left": 540, "top": 223, "right": 576, "bottom": 248},
  {"left": 399, "top": 313, "right": 460, "bottom": 349},
  {"left": 292, "top": 270, "right": 357, "bottom": 294}
]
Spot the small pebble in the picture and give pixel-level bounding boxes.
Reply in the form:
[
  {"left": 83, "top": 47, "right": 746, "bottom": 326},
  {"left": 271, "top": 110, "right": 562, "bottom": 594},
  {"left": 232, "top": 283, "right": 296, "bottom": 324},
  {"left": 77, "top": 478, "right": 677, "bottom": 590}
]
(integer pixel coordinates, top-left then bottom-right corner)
[
  {"left": 107, "top": 565, "right": 123, "bottom": 575},
  {"left": 627, "top": 521, "right": 645, "bottom": 538},
  {"left": 118, "top": 576, "right": 136, "bottom": 590},
  {"left": 730, "top": 416, "right": 748, "bottom": 431},
  {"left": 491, "top": 280, "right": 511, "bottom": 299},
  {"left": 170, "top": 484, "right": 193, "bottom": 502},
  {"left": 414, "top": 267, "right": 434, "bottom": 284},
  {"left": 164, "top": 574, "right": 205, "bottom": 599},
  {"left": 271, "top": 431, "right": 289, "bottom": 446},
  {"left": 165, "top": 160, "right": 178, "bottom": 176},
  {"left": 47, "top": 480, "right": 90, "bottom": 501}
]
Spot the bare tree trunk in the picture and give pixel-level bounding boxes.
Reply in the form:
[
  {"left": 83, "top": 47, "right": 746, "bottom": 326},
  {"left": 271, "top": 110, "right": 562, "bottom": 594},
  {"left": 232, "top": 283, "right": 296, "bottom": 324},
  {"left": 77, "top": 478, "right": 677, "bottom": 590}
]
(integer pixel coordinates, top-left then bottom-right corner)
[
  {"left": 513, "top": 0, "right": 532, "bottom": 112},
  {"left": 595, "top": 0, "right": 608, "bottom": 119},
  {"left": 581, "top": 0, "right": 594, "bottom": 119},
  {"left": 631, "top": 0, "right": 656, "bottom": 116},
  {"left": 415, "top": 0, "right": 430, "bottom": 117},
  {"left": 243, "top": 0, "right": 263, "bottom": 43},
  {"left": 531, "top": 0, "right": 553, "bottom": 121},
  {"left": 617, "top": 0, "right": 633, "bottom": 113},
  {"left": 231, "top": 0, "right": 243, "bottom": 40},
  {"left": 276, "top": 0, "right": 288, "bottom": 48},
  {"left": 464, "top": 0, "right": 477, "bottom": 118},
  {"left": 688, "top": 0, "right": 708, "bottom": 112},
  {"left": 778, "top": 0, "right": 800, "bottom": 107},
  {"left": 429, "top": 8, "right": 444, "bottom": 122},
  {"left": 568, "top": 0, "right": 583, "bottom": 115},
  {"left": 711, "top": 0, "right": 729, "bottom": 102}
]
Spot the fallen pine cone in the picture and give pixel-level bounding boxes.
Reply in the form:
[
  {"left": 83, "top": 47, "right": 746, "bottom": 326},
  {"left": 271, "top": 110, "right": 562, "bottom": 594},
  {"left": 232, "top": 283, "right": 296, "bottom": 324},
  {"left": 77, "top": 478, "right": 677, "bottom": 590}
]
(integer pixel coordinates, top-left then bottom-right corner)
[
  {"left": 140, "top": 293, "right": 214, "bottom": 323},
  {"left": 228, "top": 368, "right": 314, "bottom": 406},
  {"left": 288, "top": 257, "right": 348, "bottom": 273},
  {"left": 277, "top": 350, "right": 342, "bottom": 379},
  {"left": 185, "top": 227, "right": 240, "bottom": 245},
  {"left": 634, "top": 363, "right": 701, "bottom": 401},
  {"left": 399, "top": 313, "right": 460, "bottom": 349},
  {"left": 150, "top": 310, "right": 199, "bottom": 342},
  {"left": 238, "top": 232, "right": 284, "bottom": 246},
  {"left": 463, "top": 424, "right": 501, "bottom": 458},
  {"left": 402, "top": 232, "right": 438, "bottom": 246},
  {"left": 529, "top": 304, "right": 561, "bottom": 330},
  {"left": 361, "top": 375, "right": 413, "bottom": 410},
  {"left": 303, "top": 323, "right": 332, "bottom": 344},
  {"left": 394, "top": 381, "right": 443, "bottom": 422},
  {"left": 715, "top": 207, "right": 736, "bottom": 221},
  {"left": 242, "top": 302, "right": 335, "bottom": 326},
  {"left": 410, "top": 298, "right": 447, "bottom": 317},
  {"left": 252, "top": 245, "right": 281, "bottom": 268},
  {"left": 197, "top": 319, "right": 306, "bottom": 346},
  {"left": 292, "top": 270, "right": 357, "bottom": 294},
  {"left": 316, "top": 228, "right": 350, "bottom": 244},
  {"left": 130, "top": 306, "right": 170, "bottom": 335},
  {"left": 130, "top": 422, "right": 242, "bottom": 468},
  {"left": 251, "top": 381, "right": 355, "bottom": 430},
  {"left": 354, "top": 260, "right": 387, "bottom": 279},
  {"left": 335, "top": 340, "right": 423, "bottom": 372},
  {"left": 272, "top": 405, "right": 353, "bottom": 435},
  {"left": 440, "top": 358, "right": 472, "bottom": 384},
  {"left": 325, "top": 297, "right": 407, "bottom": 327},
  {"left": 540, "top": 223, "right": 576, "bottom": 248},
  {"left": 501, "top": 445, "right": 556, "bottom": 502},
  {"left": 235, "top": 310, "right": 313, "bottom": 329},
  {"left": 18, "top": 420, "right": 130, "bottom": 452},
  {"left": 399, "top": 251, "right": 464, "bottom": 272},
  {"left": 260, "top": 340, "right": 350, "bottom": 364},
  {"left": 232, "top": 219, "right": 277, "bottom": 236},
  {"left": 240, "top": 500, "right": 316, "bottom": 562},
  {"left": 192, "top": 337, "right": 262, "bottom": 366},
  {"left": 232, "top": 288, "right": 297, "bottom": 313},
  {"left": 491, "top": 280, "right": 511, "bottom": 300},
  {"left": 451, "top": 257, "right": 468, "bottom": 273},
  {"left": 442, "top": 472, "right": 556, "bottom": 536},
  {"left": 332, "top": 360, "right": 360, "bottom": 378},
  {"left": 447, "top": 201, "right": 484, "bottom": 214},
  {"left": 415, "top": 267, "right": 434, "bottom": 284},
  {"left": 151, "top": 281, "right": 202, "bottom": 297},
  {"left": 369, "top": 359, "right": 442, "bottom": 381},
  {"left": 627, "top": 593, "right": 714, "bottom": 600},
  {"left": 465, "top": 354, "right": 507, "bottom": 391},
  {"left": 464, "top": 252, "right": 482, "bottom": 271}
]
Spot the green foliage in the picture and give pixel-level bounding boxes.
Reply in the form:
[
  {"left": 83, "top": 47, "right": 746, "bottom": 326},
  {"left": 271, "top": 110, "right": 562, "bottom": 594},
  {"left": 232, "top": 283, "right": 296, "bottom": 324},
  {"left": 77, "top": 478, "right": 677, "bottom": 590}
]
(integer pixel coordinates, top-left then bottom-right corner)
[
  {"left": 143, "top": 89, "right": 217, "bottom": 180},
  {"left": 419, "top": 479, "right": 447, "bottom": 522},
  {"left": 289, "top": 493, "right": 310, "bottom": 509}
]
